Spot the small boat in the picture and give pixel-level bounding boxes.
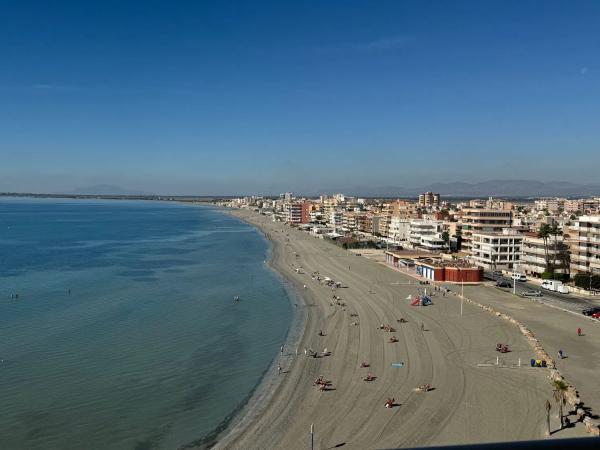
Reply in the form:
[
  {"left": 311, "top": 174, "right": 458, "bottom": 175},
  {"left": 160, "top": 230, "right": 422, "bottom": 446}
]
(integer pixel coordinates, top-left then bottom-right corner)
[{"left": 233, "top": 296, "right": 240, "bottom": 303}]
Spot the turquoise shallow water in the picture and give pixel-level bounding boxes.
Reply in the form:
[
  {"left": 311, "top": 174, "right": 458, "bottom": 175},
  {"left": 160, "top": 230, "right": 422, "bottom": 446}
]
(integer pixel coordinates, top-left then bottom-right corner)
[{"left": 0, "top": 198, "right": 292, "bottom": 450}]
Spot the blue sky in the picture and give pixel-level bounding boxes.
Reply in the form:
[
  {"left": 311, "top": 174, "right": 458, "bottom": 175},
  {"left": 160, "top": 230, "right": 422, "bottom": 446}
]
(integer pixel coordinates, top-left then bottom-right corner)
[{"left": 1, "top": 1, "right": 599, "bottom": 195}]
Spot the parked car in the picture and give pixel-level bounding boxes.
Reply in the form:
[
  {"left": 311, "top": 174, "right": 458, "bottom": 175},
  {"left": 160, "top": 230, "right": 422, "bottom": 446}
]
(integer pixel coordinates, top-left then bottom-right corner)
[
  {"left": 496, "top": 280, "right": 512, "bottom": 288},
  {"left": 511, "top": 272, "right": 527, "bottom": 282},
  {"left": 582, "top": 307, "right": 600, "bottom": 316},
  {"left": 541, "top": 280, "right": 570, "bottom": 294},
  {"left": 592, "top": 312, "right": 600, "bottom": 320},
  {"left": 521, "top": 290, "right": 543, "bottom": 297}
]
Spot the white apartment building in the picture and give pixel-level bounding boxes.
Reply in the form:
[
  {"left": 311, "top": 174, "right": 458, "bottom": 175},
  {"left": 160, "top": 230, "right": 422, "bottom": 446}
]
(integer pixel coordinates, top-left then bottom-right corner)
[
  {"left": 569, "top": 215, "right": 600, "bottom": 275},
  {"left": 521, "top": 234, "right": 569, "bottom": 277},
  {"left": 328, "top": 210, "right": 344, "bottom": 232},
  {"left": 389, "top": 216, "right": 410, "bottom": 243},
  {"left": 408, "top": 219, "right": 446, "bottom": 251},
  {"left": 341, "top": 212, "right": 359, "bottom": 233},
  {"left": 470, "top": 228, "right": 523, "bottom": 271}
]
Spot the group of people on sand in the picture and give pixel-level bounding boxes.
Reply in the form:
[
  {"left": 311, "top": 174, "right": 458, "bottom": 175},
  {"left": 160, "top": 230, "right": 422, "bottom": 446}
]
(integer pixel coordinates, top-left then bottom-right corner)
[
  {"left": 303, "top": 346, "right": 330, "bottom": 358},
  {"left": 379, "top": 324, "right": 396, "bottom": 332},
  {"left": 313, "top": 375, "right": 330, "bottom": 391}
]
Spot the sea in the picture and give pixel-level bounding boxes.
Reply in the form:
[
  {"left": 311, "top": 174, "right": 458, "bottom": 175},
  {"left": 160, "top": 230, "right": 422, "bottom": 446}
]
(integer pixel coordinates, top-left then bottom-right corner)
[{"left": 0, "top": 198, "right": 293, "bottom": 450}]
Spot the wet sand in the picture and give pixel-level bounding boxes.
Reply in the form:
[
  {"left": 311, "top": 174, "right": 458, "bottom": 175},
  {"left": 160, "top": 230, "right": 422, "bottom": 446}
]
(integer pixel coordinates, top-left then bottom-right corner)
[{"left": 213, "top": 210, "right": 583, "bottom": 449}]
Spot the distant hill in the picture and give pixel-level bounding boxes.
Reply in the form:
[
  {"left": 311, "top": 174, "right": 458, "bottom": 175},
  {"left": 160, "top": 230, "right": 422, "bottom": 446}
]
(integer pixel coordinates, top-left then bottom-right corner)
[
  {"left": 71, "top": 184, "right": 152, "bottom": 196},
  {"left": 311, "top": 180, "right": 600, "bottom": 198}
]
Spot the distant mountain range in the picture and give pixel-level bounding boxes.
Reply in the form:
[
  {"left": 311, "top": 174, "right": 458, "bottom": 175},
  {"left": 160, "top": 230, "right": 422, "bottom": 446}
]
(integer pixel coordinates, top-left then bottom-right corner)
[
  {"left": 71, "top": 184, "right": 152, "bottom": 196},
  {"left": 311, "top": 180, "right": 600, "bottom": 198}
]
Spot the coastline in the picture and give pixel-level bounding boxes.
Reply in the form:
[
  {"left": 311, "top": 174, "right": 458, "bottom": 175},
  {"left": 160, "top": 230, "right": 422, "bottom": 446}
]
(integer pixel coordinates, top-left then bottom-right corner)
[
  {"left": 188, "top": 208, "right": 309, "bottom": 449},
  {"left": 207, "top": 208, "right": 587, "bottom": 449}
]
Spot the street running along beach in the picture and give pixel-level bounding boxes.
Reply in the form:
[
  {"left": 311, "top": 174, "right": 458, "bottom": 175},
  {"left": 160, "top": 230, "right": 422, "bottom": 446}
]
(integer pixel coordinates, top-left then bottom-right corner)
[{"left": 211, "top": 208, "right": 587, "bottom": 449}]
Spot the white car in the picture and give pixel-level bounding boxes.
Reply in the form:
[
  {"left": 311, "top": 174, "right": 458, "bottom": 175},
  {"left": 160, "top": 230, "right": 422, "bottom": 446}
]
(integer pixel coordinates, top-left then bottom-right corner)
[{"left": 511, "top": 273, "right": 527, "bottom": 282}]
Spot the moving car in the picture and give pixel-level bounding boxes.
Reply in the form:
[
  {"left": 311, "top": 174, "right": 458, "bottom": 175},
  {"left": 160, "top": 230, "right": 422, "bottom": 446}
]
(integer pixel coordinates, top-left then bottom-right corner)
[
  {"left": 582, "top": 307, "right": 600, "bottom": 316},
  {"left": 521, "top": 290, "right": 543, "bottom": 297},
  {"left": 496, "top": 280, "right": 512, "bottom": 288}
]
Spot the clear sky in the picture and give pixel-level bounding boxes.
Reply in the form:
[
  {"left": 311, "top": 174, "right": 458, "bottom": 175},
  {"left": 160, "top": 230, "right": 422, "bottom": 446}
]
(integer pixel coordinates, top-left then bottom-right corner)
[{"left": 1, "top": 1, "right": 599, "bottom": 195}]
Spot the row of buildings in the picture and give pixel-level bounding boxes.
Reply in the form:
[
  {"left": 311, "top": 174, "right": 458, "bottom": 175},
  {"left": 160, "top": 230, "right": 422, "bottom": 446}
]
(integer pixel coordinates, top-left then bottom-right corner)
[{"left": 221, "top": 193, "right": 600, "bottom": 283}]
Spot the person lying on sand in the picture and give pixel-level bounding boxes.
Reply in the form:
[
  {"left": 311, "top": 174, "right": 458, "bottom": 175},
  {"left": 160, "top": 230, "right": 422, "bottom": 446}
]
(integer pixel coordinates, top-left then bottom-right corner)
[
  {"left": 385, "top": 398, "right": 395, "bottom": 408},
  {"left": 414, "top": 384, "right": 432, "bottom": 392},
  {"left": 363, "top": 373, "right": 376, "bottom": 382}
]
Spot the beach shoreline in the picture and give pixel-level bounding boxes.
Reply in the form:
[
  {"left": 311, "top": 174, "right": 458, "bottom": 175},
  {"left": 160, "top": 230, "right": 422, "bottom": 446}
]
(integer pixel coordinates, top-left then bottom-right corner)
[
  {"left": 208, "top": 208, "right": 587, "bottom": 449},
  {"left": 189, "top": 208, "right": 310, "bottom": 449}
]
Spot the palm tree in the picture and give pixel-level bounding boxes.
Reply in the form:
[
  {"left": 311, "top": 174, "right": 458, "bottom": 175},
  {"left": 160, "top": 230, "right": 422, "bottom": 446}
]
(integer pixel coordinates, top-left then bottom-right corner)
[
  {"left": 545, "top": 399, "right": 552, "bottom": 435},
  {"left": 538, "top": 223, "right": 552, "bottom": 272},
  {"left": 441, "top": 231, "right": 450, "bottom": 250},
  {"left": 553, "top": 379, "right": 569, "bottom": 429},
  {"left": 550, "top": 223, "right": 563, "bottom": 275}
]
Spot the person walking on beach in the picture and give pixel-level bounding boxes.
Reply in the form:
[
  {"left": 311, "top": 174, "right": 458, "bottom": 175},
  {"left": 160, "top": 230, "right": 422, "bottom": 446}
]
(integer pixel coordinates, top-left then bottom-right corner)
[
  {"left": 558, "top": 349, "right": 564, "bottom": 359},
  {"left": 421, "top": 322, "right": 425, "bottom": 332},
  {"left": 577, "top": 327, "right": 582, "bottom": 336},
  {"left": 280, "top": 344, "right": 284, "bottom": 355},
  {"left": 304, "top": 347, "right": 307, "bottom": 356},
  {"left": 277, "top": 364, "right": 282, "bottom": 375}
]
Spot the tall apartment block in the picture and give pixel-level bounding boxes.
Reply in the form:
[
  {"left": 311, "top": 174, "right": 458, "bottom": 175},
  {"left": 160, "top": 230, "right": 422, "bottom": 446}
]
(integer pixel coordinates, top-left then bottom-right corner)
[
  {"left": 460, "top": 208, "right": 513, "bottom": 254},
  {"left": 569, "top": 215, "right": 600, "bottom": 275}
]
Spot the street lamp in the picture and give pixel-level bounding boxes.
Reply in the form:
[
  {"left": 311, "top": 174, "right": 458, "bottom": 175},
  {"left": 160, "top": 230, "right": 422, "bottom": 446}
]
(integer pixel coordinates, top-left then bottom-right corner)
[{"left": 459, "top": 267, "right": 464, "bottom": 316}]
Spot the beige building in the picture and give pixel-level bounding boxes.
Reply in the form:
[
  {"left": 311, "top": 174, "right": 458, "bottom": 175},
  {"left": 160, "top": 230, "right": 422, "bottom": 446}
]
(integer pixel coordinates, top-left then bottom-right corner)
[
  {"left": 418, "top": 192, "right": 440, "bottom": 208},
  {"left": 485, "top": 197, "right": 513, "bottom": 211},
  {"left": 460, "top": 208, "right": 513, "bottom": 254},
  {"left": 521, "top": 234, "right": 569, "bottom": 277},
  {"left": 568, "top": 215, "right": 600, "bottom": 275}
]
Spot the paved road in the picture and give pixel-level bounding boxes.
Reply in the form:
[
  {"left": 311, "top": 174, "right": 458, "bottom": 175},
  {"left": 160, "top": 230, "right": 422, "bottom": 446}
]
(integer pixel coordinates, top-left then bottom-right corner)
[{"left": 484, "top": 273, "right": 600, "bottom": 316}]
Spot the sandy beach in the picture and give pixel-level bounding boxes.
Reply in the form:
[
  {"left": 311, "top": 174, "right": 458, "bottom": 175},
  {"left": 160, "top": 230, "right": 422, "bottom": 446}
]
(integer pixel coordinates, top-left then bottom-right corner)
[{"left": 212, "top": 209, "right": 584, "bottom": 449}]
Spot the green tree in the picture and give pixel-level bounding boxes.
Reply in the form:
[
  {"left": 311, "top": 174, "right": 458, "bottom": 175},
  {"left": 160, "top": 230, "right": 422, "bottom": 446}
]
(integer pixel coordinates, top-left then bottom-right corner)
[
  {"left": 574, "top": 273, "right": 600, "bottom": 290},
  {"left": 537, "top": 223, "right": 552, "bottom": 272},
  {"left": 441, "top": 231, "right": 450, "bottom": 247},
  {"left": 552, "top": 379, "right": 569, "bottom": 429},
  {"left": 549, "top": 223, "right": 563, "bottom": 273}
]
